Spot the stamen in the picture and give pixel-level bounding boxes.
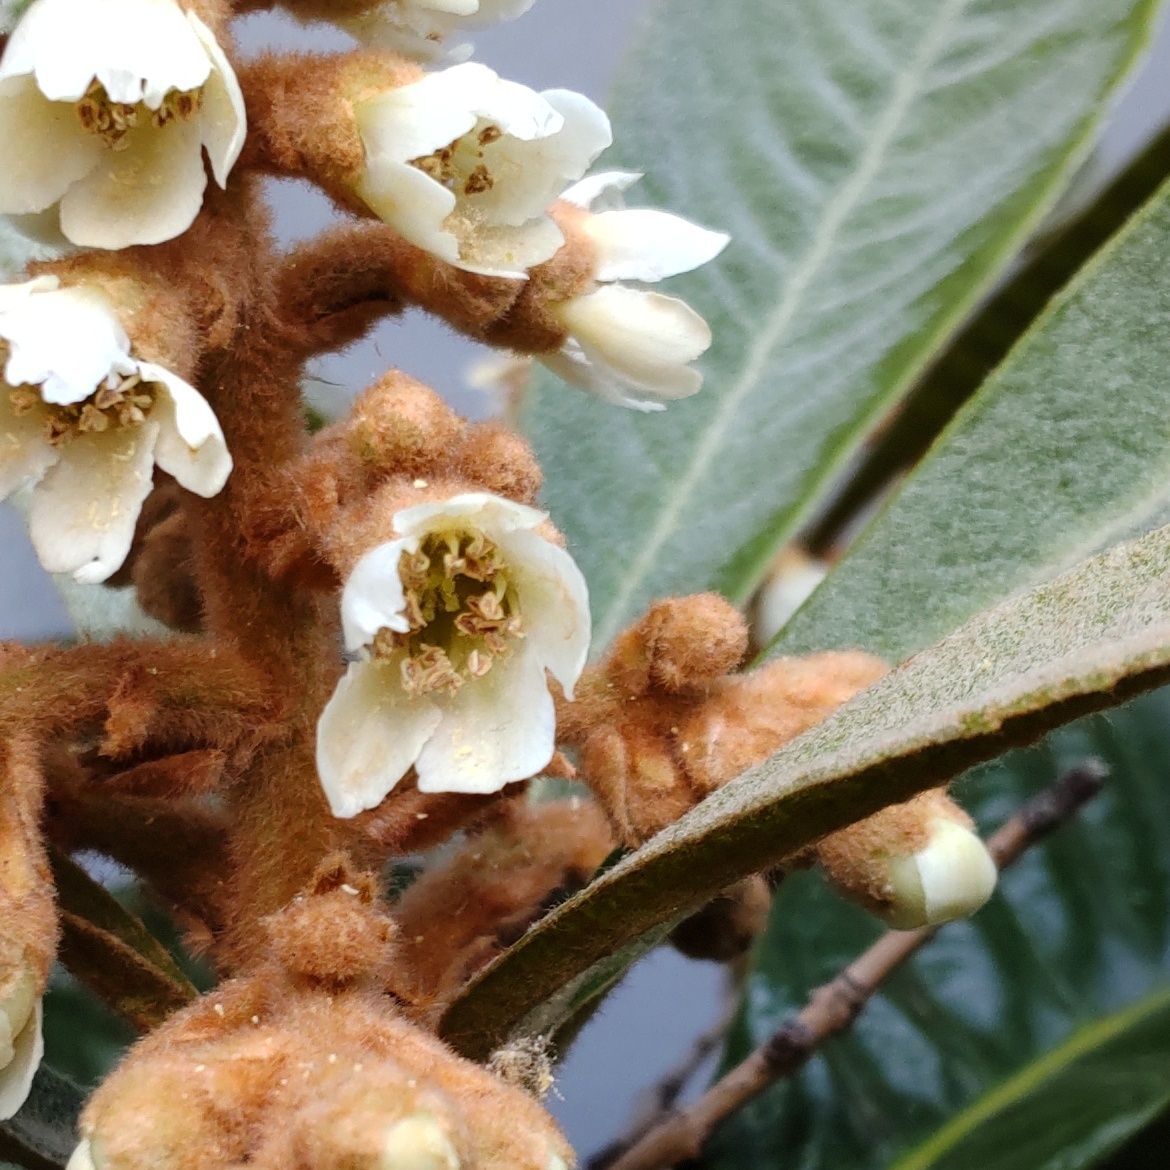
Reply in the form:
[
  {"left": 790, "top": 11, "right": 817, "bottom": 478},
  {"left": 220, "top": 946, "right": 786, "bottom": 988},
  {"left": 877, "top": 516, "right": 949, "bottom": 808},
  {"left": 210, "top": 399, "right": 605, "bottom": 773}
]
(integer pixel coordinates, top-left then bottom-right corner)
[
  {"left": 8, "top": 372, "right": 158, "bottom": 448},
  {"left": 371, "top": 528, "right": 524, "bottom": 695},
  {"left": 76, "top": 80, "right": 203, "bottom": 149}
]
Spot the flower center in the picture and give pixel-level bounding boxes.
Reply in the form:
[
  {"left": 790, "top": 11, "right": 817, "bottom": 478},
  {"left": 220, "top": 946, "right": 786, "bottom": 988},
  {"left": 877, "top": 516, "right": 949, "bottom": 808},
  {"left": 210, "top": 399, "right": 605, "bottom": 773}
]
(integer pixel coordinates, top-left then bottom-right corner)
[
  {"left": 371, "top": 529, "right": 524, "bottom": 697},
  {"left": 76, "top": 80, "right": 204, "bottom": 151},
  {"left": 410, "top": 122, "right": 503, "bottom": 200},
  {"left": 7, "top": 371, "right": 156, "bottom": 447}
]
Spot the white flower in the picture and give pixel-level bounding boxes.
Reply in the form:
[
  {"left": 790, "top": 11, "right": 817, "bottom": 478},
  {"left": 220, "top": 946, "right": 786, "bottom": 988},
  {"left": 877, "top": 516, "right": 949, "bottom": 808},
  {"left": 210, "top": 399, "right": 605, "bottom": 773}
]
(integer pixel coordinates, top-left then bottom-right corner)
[
  {"left": 884, "top": 818, "right": 998, "bottom": 929},
  {"left": 0, "top": 276, "right": 232, "bottom": 583},
  {"left": 317, "top": 492, "right": 590, "bottom": 814},
  {"left": 0, "top": 970, "right": 42, "bottom": 1122},
  {"left": 0, "top": 0, "right": 246, "bottom": 249},
  {"left": 542, "top": 171, "right": 729, "bottom": 410},
  {"left": 340, "top": 0, "right": 536, "bottom": 63},
  {"left": 353, "top": 62, "right": 610, "bottom": 279}
]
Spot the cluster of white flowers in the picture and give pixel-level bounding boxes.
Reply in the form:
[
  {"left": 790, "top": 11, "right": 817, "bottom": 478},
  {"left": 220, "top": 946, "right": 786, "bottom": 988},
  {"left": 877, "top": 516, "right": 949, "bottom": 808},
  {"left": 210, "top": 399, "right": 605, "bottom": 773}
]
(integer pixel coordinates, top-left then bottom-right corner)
[{"left": 0, "top": 2, "right": 732, "bottom": 1112}]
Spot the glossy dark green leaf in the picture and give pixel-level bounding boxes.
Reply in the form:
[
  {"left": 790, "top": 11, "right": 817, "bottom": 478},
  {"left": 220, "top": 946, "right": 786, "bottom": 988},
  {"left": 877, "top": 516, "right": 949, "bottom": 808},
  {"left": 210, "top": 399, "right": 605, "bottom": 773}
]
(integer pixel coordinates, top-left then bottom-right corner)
[
  {"left": 708, "top": 691, "right": 1170, "bottom": 1170},
  {"left": 523, "top": 0, "right": 1161, "bottom": 651}
]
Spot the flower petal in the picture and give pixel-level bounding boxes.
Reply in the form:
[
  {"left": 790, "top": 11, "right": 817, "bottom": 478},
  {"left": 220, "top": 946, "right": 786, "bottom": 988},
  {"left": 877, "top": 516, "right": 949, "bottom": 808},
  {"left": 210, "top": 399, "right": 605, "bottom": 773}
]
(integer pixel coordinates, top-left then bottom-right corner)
[
  {"left": 145, "top": 363, "right": 231, "bottom": 497},
  {"left": 0, "top": 995, "right": 42, "bottom": 1121},
  {"left": 58, "top": 116, "right": 207, "bottom": 249},
  {"left": 354, "top": 156, "right": 460, "bottom": 266},
  {"left": 559, "top": 169, "right": 642, "bottom": 210},
  {"left": 584, "top": 209, "right": 730, "bottom": 283},
  {"left": 341, "top": 539, "right": 415, "bottom": 651},
  {"left": 3, "top": 0, "right": 211, "bottom": 106},
  {"left": 560, "top": 285, "right": 711, "bottom": 400},
  {"left": 356, "top": 72, "right": 480, "bottom": 163},
  {"left": 454, "top": 214, "right": 562, "bottom": 279},
  {"left": 188, "top": 12, "right": 246, "bottom": 187},
  {"left": 495, "top": 527, "right": 590, "bottom": 696},
  {"left": 0, "top": 75, "right": 104, "bottom": 214},
  {"left": 415, "top": 645, "right": 555, "bottom": 794},
  {"left": 392, "top": 490, "right": 547, "bottom": 541},
  {"left": 0, "top": 284, "right": 133, "bottom": 405},
  {"left": 0, "top": 390, "right": 59, "bottom": 499},
  {"left": 316, "top": 658, "right": 442, "bottom": 818},
  {"left": 27, "top": 418, "right": 159, "bottom": 583}
]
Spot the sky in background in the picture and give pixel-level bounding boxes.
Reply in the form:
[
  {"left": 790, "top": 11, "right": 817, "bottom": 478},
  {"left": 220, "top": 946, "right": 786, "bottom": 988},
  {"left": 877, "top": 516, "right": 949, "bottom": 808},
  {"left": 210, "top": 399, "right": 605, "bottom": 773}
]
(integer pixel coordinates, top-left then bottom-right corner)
[{"left": 4, "top": 0, "right": 1170, "bottom": 1154}]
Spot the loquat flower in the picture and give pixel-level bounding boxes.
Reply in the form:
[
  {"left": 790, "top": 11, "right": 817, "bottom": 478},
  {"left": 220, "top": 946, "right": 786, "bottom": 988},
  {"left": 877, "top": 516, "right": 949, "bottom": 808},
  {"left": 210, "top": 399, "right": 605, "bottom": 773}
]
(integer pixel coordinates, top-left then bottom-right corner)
[
  {"left": 352, "top": 62, "right": 611, "bottom": 278},
  {"left": 340, "top": 0, "right": 537, "bottom": 63},
  {"left": 317, "top": 491, "right": 589, "bottom": 814},
  {"left": 0, "top": 276, "right": 231, "bottom": 583},
  {"left": 543, "top": 171, "right": 728, "bottom": 410},
  {"left": 0, "top": 968, "right": 41, "bottom": 1121},
  {"left": 0, "top": 0, "right": 246, "bottom": 249}
]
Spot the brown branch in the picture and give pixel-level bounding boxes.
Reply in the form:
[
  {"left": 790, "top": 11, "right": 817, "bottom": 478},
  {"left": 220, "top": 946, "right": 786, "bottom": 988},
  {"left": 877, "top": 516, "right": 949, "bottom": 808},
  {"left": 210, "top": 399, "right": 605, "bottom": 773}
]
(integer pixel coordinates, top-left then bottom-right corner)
[{"left": 600, "top": 760, "right": 1108, "bottom": 1170}]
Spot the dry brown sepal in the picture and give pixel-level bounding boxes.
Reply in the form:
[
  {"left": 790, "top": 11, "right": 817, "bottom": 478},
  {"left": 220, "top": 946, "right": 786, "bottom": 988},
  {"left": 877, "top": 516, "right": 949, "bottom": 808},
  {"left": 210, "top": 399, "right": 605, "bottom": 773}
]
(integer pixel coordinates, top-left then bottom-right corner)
[
  {"left": 77, "top": 860, "right": 574, "bottom": 1170},
  {"left": 388, "top": 798, "right": 616, "bottom": 1024}
]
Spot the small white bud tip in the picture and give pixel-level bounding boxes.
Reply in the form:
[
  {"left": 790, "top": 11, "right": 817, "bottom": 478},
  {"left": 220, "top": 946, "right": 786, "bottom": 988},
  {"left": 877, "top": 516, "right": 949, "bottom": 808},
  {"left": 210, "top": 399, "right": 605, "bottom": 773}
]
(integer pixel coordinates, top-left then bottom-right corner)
[
  {"left": 884, "top": 819, "right": 998, "bottom": 929},
  {"left": 381, "top": 1115, "right": 461, "bottom": 1170},
  {"left": 548, "top": 1155, "right": 572, "bottom": 1170},
  {"left": 66, "top": 1139, "right": 97, "bottom": 1170}
]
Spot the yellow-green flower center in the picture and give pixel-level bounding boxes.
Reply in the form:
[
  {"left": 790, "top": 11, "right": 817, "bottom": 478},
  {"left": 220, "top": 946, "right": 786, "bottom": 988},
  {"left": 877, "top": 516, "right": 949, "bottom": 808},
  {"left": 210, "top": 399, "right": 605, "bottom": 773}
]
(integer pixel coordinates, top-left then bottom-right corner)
[
  {"left": 7, "top": 372, "right": 156, "bottom": 447},
  {"left": 76, "top": 80, "right": 204, "bottom": 150},
  {"left": 372, "top": 528, "right": 523, "bottom": 697}
]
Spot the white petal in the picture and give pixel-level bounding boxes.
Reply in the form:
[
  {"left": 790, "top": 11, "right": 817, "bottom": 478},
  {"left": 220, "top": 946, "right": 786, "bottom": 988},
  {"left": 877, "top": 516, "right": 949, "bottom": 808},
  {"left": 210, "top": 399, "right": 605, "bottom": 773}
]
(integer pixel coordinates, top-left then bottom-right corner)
[
  {"left": 453, "top": 215, "right": 562, "bottom": 280},
  {"left": 0, "top": 995, "right": 42, "bottom": 1121},
  {"left": 356, "top": 72, "right": 480, "bottom": 163},
  {"left": 66, "top": 1140, "right": 96, "bottom": 1170},
  {"left": 27, "top": 419, "right": 159, "bottom": 583},
  {"left": 561, "top": 285, "right": 710, "bottom": 400},
  {"left": 0, "top": 390, "right": 59, "bottom": 499},
  {"left": 469, "top": 69, "right": 562, "bottom": 141},
  {"left": 914, "top": 820, "right": 998, "bottom": 925},
  {"left": 4, "top": 0, "right": 211, "bottom": 106},
  {"left": 539, "top": 342, "right": 666, "bottom": 412},
  {"left": 0, "top": 285, "right": 133, "bottom": 405},
  {"left": 494, "top": 527, "right": 589, "bottom": 696},
  {"left": 188, "top": 13, "right": 245, "bottom": 187},
  {"left": 466, "top": 0, "right": 536, "bottom": 24},
  {"left": 559, "top": 169, "right": 642, "bottom": 210},
  {"left": 0, "top": 76, "right": 104, "bottom": 214},
  {"left": 392, "top": 491, "right": 546, "bottom": 541},
  {"left": 355, "top": 157, "right": 461, "bottom": 267},
  {"left": 584, "top": 209, "right": 729, "bottom": 283},
  {"left": 382, "top": 1116, "right": 461, "bottom": 1170},
  {"left": 0, "top": 275, "right": 59, "bottom": 313},
  {"left": 59, "top": 117, "right": 207, "bottom": 249},
  {"left": 145, "top": 363, "right": 231, "bottom": 498},
  {"left": 415, "top": 646, "right": 555, "bottom": 794},
  {"left": 341, "top": 538, "right": 415, "bottom": 651},
  {"left": 316, "top": 659, "right": 442, "bottom": 818}
]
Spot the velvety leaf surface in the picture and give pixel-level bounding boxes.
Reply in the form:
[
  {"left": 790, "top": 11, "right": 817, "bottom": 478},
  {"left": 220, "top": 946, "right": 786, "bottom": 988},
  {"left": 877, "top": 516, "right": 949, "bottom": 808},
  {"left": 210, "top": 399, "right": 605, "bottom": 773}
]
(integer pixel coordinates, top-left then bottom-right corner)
[
  {"left": 707, "top": 691, "right": 1170, "bottom": 1170},
  {"left": 522, "top": 0, "right": 1160, "bottom": 651},
  {"left": 776, "top": 172, "right": 1170, "bottom": 663},
  {"left": 440, "top": 522, "right": 1170, "bottom": 1058}
]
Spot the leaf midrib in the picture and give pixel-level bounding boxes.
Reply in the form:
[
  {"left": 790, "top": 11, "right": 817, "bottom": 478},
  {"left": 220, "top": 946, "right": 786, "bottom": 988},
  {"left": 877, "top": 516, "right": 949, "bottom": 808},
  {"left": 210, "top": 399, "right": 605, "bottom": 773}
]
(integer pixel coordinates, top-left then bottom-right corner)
[{"left": 594, "top": 0, "right": 971, "bottom": 647}]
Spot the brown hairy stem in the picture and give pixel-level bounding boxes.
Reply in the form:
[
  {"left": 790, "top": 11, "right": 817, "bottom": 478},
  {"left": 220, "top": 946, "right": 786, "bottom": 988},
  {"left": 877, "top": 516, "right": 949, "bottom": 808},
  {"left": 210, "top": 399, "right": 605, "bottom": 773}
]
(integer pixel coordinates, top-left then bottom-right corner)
[{"left": 599, "top": 761, "right": 1109, "bottom": 1170}]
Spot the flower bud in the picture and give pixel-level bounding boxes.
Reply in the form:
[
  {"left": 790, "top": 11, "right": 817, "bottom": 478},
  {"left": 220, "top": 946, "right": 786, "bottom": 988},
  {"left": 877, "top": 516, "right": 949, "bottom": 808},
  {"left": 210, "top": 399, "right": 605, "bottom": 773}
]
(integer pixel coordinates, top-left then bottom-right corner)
[
  {"left": 815, "top": 790, "right": 998, "bottom": 929},
  {"left": 381, "top": 1114, "right": 461, "bottom": 1170},
  {"left": 0, "top": 968, "right": 42, "bottom": 1120}
]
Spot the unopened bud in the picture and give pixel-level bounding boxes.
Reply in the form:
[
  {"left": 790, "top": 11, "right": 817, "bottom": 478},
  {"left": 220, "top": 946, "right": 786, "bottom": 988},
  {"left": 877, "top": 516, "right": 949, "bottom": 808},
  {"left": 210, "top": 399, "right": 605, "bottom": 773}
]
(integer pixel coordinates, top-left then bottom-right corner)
[
  {"left": 66, "top": 1139, "right": 97, "bottom": 1170},
  {"left": 381, "top": 1115, "right": 461, "bottom": 1170},
  {"left": 883, "top": 818, "right": 998, "bottom": 929},
  {"left": 751, "top": 548, "right": 828, "bottom": 648},
  {"left": 815, "top": 791, "right": 997, "bottom": 929}
]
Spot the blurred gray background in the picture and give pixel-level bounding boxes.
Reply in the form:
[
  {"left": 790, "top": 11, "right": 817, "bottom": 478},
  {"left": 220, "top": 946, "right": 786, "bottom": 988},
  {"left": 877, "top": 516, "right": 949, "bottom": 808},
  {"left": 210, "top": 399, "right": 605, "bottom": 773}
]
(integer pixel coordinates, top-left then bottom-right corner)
[{"left": 4, "top": 0, "right": 1170, "bottom": 1154}]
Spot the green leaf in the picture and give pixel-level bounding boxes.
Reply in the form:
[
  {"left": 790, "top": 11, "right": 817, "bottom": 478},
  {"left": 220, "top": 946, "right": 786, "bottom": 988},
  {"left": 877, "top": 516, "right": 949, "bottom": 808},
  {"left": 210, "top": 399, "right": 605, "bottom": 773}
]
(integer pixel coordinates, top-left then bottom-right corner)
[
  {"left": 706, "top": 690, "right": 1170, "bottom": 1170},
  {"left": 521, "top": 0, "right": 1161, "bottom": 651},
  {"left": 776, "top": 170, "right": 1170, "bottom": 664},
  {"left": 806, "top": 118, "right": 1170, "bottom": 555},
  {"left": 49, "top": 850, "right": 198, "bottom": 1031},
  {"left": 0, "top": 1064, "right": 84, "bottom": 1170},
  {"left": 439, "top": 521, "right": 1170, "bottom": 1059}
]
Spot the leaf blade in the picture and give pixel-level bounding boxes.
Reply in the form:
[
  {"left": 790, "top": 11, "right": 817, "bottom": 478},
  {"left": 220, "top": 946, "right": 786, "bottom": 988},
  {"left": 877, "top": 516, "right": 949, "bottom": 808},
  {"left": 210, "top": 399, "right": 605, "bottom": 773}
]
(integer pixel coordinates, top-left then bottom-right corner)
[{"left": 523, "top": 0, "right": 1162, "bottom": 650}]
